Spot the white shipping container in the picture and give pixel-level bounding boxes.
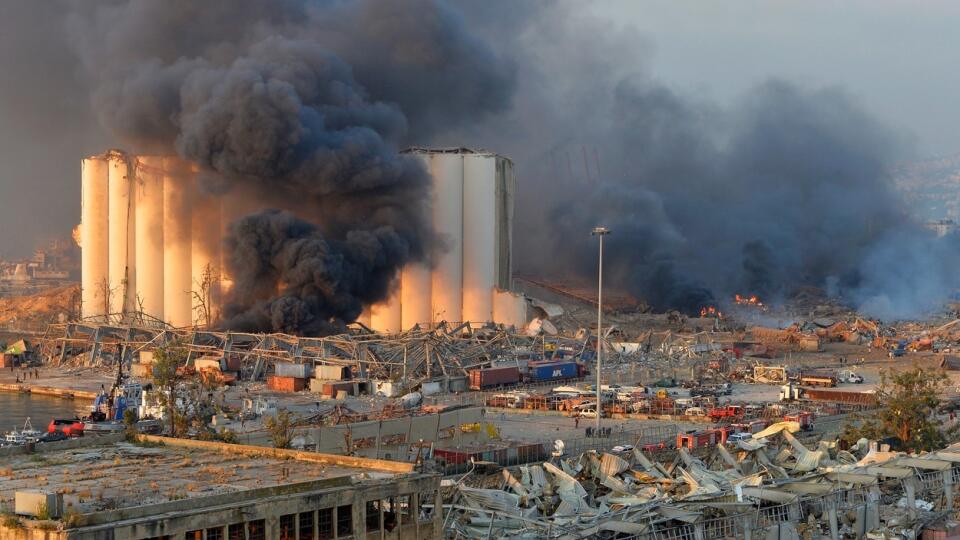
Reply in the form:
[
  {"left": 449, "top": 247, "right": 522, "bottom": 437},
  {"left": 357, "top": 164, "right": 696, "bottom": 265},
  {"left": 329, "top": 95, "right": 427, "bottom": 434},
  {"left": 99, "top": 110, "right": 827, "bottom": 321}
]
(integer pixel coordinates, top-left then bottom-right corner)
[
  {"left": 315, "top": 365, "right": 348, "bottom": 380},
  {"left": 275, "top": 363, "right": 312, "bottom": 378}
]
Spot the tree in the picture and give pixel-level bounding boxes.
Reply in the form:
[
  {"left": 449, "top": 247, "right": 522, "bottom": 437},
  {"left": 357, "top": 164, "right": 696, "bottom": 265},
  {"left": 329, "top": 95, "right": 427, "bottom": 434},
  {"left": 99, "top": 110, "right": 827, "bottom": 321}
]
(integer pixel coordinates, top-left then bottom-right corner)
[
  {"left": 843, "top": 365, "right": 949, "bottom": 452},
  {"left": 191, "top": 263, "right": 219, "bottom": 328},
  {"left": 265, "top": 409, "right": 295, "bottom": 449},
  {"left": 153, "top": 340, "right": 188, "bottom": 436}
]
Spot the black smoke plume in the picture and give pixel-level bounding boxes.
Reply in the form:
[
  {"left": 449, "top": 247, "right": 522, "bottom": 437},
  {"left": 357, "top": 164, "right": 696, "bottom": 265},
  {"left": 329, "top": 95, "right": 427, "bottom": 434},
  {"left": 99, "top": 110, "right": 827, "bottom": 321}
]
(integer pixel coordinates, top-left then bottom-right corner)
[
  {"left": 450, "top": 3, "right": 959, "bottom": 320},
  {"left": 4, "top": 0, "right": 955, "bottom": 326},
  {"left": 61, "top": 0, "right": 514, "bottom": 334},
  {"left": 223, "top": 210, "right": 411, "bottom": 335}
]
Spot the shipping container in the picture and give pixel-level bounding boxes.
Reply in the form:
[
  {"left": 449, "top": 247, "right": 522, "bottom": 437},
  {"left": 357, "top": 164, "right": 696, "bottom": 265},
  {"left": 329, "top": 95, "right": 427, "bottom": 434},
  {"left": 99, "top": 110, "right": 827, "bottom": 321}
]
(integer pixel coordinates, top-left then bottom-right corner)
[
  {"left": 267, "top": 375, "right": 306, "bottom": 392},
  {"left": 468, "top": 367, "right": 521, "bottom": 390},
  {"left": 194, "top": 357, "right": 222, "bottom": 371},
  {"left": 801, "top": 388, "right": 877, "bottom": 405},
  {"left": 275, "top": 363, "right": 312, "bottom": 378},
  {"left": 320, "top": 381, "right": 355, "bottom": 397},
  {"left": 448, "top": 376, "right": 469, "bottom": 393},
  {"left": 224, "top": 355, "right": 242, "bottom": 372},
  {"left": 314, "top": 365, "right": 350, "bottom": 380},
  {"left": 0, "top": 354, "right": 18, "bottom": 369},
  {"left": 526, "top": 361, "right": 580, "bottom": 382}
]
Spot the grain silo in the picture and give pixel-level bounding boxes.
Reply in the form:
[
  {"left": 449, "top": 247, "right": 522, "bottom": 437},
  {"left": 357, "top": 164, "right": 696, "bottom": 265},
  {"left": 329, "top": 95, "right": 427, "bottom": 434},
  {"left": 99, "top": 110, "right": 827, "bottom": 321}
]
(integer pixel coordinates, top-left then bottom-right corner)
[
  {"left": 429, "top": 152, "right": 465, "bottom": 323},
  {"left": 162, "top": 157, "right": 193, "bottom": 328},
  {"left": 134, "top": 156, "right": 165, "bottom": 323},
  {"left": 191, "top": 176, "right": 221, "bottom": 328},
  {"left": 462, "top": 153, "right": 497, "bottom": 323},
  {"left": 107, "top": 151, "right": 136, "bottom": 317},
  {"left": 80, "top": 154, "right": 110, "bottom": 320},
  {"left": 368, "top": 148, "right": 522, "bottom": 333},
  {"left": 370, "top": 279, "right": 402, "bottom": 333}
]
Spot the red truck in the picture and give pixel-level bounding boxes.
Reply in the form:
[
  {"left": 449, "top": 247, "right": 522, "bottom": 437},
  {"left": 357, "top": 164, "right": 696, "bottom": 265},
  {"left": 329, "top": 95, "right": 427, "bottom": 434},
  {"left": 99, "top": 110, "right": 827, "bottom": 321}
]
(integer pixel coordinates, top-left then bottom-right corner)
[
  {"left": 731, "top": 419, "right": 769, "bottom": 434},
  {"left": 676, "top": 427, "right": 729, "bottom": 449},
  {"left": 708, "top": 405, "right": 744, "bottom": 422},
  {"left": 784, "top": 411, "right": 815, "bottom": 431}
]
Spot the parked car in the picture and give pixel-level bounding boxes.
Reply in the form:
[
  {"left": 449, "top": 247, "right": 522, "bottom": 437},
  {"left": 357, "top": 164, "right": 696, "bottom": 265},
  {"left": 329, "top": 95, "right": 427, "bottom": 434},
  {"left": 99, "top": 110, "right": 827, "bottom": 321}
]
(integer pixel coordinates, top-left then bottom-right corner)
[
  {"left": 727, "top": 432, "right": 753, "bottom": 445},
  {"left": 685, "top": 407, "right": 706, "bottom": 417},
  {"left": 611, "top": 444, "right": 634, "bottom": 454}
]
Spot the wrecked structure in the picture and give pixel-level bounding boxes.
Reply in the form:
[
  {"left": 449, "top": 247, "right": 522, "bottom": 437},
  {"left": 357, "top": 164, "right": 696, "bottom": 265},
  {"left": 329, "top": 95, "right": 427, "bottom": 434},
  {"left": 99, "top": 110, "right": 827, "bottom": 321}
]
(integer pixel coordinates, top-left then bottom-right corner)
[
  {"left": 0, "top": 434, "right": 441, "bottom": 539},
  {"left": 446, "top": 423, "right": 960, "bottom": 539}
]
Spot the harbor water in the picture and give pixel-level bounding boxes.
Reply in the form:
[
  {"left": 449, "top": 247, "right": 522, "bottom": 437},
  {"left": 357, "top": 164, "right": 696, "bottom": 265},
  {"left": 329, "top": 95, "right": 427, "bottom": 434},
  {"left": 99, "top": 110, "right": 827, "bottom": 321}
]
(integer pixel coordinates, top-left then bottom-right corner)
[{"left": 0, "top": 393, "right": 87, "bottom": 432}]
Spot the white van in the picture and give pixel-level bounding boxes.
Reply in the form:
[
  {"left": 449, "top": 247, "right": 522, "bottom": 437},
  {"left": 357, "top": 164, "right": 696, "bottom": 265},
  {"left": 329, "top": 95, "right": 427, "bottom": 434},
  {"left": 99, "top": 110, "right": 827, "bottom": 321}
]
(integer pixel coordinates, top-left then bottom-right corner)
[{"left": 685, "top": 407, "right": 706, "bottom": 417}]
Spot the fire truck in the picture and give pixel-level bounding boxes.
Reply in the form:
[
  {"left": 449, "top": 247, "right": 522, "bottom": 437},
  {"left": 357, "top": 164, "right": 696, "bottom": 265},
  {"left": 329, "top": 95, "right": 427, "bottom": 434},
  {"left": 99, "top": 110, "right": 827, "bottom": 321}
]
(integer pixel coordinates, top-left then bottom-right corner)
[
  {"left": 784, "top": 411, "right": 815, "bottom": 431},
  {"left": 676, "top": 427, "right": 729, "bottom": 449},
  {"left": 707, "top": 405, "right": 744, "bottom": 422}
]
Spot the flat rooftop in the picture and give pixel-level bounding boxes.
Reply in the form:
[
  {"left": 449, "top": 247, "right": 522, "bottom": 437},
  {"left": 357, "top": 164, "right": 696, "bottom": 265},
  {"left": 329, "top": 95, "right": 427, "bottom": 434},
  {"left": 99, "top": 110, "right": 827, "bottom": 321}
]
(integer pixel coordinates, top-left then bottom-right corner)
[{"left": 0, "top": 438, "right": 405, "bottom": 515}]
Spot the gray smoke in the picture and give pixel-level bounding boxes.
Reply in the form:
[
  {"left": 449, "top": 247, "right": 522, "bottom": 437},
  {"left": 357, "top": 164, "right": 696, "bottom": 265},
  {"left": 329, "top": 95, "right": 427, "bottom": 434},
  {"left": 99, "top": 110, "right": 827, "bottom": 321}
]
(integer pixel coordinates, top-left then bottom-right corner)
[
  {"left": 3, "top": 0, "right": 954, "bottom": 326},
  {"left": 60, "top": 0, "right": 514, "bottom": 334},
  {"left": 450, "top": 2, "right": 955, "bottom": 320}
]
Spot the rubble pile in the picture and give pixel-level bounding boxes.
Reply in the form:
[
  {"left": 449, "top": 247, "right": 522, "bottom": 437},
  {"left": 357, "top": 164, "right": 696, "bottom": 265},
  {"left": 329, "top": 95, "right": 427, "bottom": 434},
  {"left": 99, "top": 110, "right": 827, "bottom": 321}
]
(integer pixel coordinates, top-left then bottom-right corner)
[{"left": 446, "top": 423, "right": 960, "bottom": 539}]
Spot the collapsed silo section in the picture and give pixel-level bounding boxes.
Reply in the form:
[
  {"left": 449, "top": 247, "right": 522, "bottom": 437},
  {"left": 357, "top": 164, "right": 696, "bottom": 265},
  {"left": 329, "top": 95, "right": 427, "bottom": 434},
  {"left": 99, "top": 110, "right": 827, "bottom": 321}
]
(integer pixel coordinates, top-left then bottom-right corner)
[
  {"left": 356, "top": 307, "right": 372, "bottom": 328},
  {"left": 370, "top": 278, "right": 402, "bottom": 333},
  {"left": 401, "top": 264, "right": 432, "bottom": 329},
  {"left": 430, "top": 152, "right": 464, "bottom": 323},
  {"left": 462, "top": 153, "right": 497, "bottom": 324},
  {"left": 107, "top": 151, "right": 136, "bottom": 318},
  {"left": 191, "top": 174, "right": 221, "bottom": 328},
  {"left": 162, "top": 158, "right": 193, "bottom": 328},
  {"left": 400, "top": 152, "right": 433, "bottom": 329},
  {"left": 134, "top": 156, "right": 165, "bottom": 324},
  {"left": 495, "top": 156, "right": 516, "bottom": 291},
  {"left": 81, "top": 155, "right": 110, "bottom": 321},
  {"left": 493, "top": 289, "right": 528, "bottom": 328}
]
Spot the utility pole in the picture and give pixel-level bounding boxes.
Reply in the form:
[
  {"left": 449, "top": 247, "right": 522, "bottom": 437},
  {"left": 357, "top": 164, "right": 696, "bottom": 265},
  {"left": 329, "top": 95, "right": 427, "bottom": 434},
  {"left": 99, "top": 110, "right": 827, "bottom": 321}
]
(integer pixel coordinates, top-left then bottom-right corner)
[{"left": 592, "top": 226, "right": 610, "bottom": 435}]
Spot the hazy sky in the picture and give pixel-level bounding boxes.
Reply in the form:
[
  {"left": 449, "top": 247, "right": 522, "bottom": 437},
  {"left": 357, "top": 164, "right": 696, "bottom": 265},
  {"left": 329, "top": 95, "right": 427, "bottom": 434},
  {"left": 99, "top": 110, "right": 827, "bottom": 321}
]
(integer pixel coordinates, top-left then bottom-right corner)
[
  {"left": 589, "top": 0, "right": 960, "bottom": 157},
  {"left": 0, "top": 0, "right": 958, "bottom": 259}
]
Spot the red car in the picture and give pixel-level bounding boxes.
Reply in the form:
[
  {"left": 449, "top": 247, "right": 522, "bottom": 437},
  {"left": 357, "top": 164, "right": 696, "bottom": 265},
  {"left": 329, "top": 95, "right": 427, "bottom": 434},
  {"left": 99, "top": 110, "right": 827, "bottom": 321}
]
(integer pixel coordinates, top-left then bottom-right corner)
[{"left": 48, "top": 419, "right": 85, "bottom": 437}]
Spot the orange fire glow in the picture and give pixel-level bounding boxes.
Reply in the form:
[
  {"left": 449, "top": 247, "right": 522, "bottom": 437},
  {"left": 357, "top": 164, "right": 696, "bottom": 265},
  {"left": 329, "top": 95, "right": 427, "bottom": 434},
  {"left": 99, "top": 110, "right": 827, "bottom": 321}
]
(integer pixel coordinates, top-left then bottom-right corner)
[
  {"left": 734, "top": 294, "right": 763, "bottom": 306},
  {"left": 699, "top": 306, "right": 723, "bottom": 318}
]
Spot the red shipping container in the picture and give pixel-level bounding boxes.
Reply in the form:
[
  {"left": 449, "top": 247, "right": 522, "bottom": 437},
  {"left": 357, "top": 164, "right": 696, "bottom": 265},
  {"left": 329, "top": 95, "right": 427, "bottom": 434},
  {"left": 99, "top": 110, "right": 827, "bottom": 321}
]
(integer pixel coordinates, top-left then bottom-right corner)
[
  {"left": 0, "top": 354, "right": 17, "bottom": 369},
  {"left": 224, "top": 356, "right": 241, "bottom": 372},
  {"left": 468, "top": 367, "right": 521, "bottom": 390},
  {"left": 267, "top": 375, "right": 306, "bottom": 392},
  {"left": 321, "top": 381, "right": 354, "bottom": 397}
]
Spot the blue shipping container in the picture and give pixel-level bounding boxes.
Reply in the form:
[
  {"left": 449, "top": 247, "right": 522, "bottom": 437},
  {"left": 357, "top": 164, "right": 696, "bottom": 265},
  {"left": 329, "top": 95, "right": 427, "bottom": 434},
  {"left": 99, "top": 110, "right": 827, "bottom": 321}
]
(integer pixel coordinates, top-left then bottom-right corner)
[{"left": 529, "top": 362, "right": 578, "bottom": 381}]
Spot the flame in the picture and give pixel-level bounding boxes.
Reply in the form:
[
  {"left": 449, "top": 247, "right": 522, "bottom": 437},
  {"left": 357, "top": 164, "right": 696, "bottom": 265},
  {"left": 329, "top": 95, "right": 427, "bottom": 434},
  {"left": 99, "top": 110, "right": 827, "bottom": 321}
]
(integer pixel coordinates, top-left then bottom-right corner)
[
  {"left": 699, "top": 306, "right": 723, "bottom": 318},
  {"left": 734, "top": 294, "right": 763, "bottom": 307}
]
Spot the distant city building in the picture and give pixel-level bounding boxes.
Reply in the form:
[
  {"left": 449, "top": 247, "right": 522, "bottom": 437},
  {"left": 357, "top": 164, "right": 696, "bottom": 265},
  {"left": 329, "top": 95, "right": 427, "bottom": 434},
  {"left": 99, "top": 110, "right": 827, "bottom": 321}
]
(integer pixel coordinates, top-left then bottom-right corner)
[{"left": 925, "top": 219, "right": 959, "bottom": 237}]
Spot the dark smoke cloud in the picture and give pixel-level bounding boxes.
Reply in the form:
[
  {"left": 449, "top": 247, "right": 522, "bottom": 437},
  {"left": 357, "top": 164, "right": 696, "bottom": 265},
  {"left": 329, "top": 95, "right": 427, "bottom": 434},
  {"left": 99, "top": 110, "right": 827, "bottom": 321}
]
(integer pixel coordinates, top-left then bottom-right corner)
[
  {"left": 223, "top": 210, "right": 411, "bottom": 335},
  {"left": 4, "top": 0, "right": 954, "bottom": 326},
  {"left": 59, "top": 0, "right": 514, "bottom": 334},
  {"left": 451, "top": 2, "right": 954, "bottom": 320}
]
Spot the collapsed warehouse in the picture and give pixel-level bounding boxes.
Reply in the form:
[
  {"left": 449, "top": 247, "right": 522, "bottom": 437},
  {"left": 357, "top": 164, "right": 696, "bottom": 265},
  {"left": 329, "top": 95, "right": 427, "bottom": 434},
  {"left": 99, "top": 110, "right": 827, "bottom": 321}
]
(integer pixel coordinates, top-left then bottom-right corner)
[{"left": 446, "top": 426, "right": 960, "bottom": 539}]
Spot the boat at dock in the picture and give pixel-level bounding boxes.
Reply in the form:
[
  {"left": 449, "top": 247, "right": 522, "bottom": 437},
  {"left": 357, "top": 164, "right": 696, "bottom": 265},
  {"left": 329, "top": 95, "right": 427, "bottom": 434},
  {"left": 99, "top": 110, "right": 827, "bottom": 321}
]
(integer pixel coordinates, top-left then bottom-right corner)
[{"left": 4, "top": 417, "right": 41, "bottom": 445}]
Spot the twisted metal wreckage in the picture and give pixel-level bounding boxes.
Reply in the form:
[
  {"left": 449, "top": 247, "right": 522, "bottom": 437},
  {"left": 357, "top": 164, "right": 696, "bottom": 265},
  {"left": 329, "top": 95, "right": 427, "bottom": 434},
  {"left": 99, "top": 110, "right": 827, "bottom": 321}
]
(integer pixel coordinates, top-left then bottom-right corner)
[
  {"left": 35, "top": 321, "right": 640, "bottom": 383},
  {"left": 444, "top": 421, "right": 960, "bottom": 539}
]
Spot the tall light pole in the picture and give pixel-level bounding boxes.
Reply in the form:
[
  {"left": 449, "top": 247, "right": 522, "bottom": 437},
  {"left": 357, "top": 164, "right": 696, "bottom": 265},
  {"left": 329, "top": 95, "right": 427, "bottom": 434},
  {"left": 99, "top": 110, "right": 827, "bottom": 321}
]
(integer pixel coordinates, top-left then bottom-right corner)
[{"left": 592, "top": 226, "right": 610, "bottom": 435}]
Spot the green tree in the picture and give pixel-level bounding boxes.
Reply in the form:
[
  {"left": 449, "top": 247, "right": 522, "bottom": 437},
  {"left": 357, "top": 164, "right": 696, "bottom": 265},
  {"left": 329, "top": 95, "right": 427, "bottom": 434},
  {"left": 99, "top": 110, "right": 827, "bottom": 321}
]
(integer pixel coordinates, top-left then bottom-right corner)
[
  {"left": 122, "top": 409, "right": 138, "bottom": 441},
  {"left": 265, "top": 409, "right": 294, "bottom": 449},
  {"left": 152, "top": 340, "right": 187, "bottom": 436},
  {"left": 843, "top": 365, "right": 949, "bottom": 452}
]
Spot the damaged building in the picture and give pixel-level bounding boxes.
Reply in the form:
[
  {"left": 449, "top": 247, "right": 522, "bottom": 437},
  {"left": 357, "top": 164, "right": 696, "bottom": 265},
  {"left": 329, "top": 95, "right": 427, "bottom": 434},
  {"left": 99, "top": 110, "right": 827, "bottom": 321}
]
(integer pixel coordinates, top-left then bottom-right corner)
[{"left": 446, "top": 421, "right": 960, "bottom": 539}]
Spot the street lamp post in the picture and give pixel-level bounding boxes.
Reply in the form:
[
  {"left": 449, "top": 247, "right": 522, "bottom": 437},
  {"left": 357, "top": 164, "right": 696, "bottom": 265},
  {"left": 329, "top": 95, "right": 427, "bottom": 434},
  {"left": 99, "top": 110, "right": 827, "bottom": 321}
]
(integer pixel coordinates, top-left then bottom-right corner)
[{"left": 591, "top": 226, "right": 610, "bottom": 435}]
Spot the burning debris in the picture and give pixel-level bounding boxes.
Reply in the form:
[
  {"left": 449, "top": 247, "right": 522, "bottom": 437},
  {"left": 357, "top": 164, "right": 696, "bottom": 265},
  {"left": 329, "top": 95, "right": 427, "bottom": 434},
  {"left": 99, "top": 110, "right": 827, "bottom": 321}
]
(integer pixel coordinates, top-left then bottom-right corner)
[{"left": 733, "top": 294, "right": 766, "bottom": 310}]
